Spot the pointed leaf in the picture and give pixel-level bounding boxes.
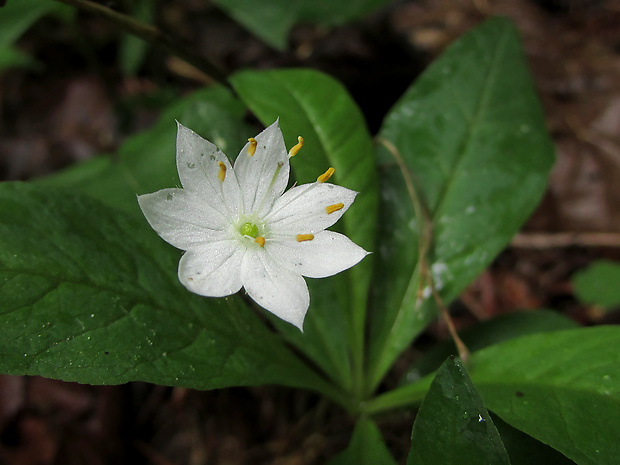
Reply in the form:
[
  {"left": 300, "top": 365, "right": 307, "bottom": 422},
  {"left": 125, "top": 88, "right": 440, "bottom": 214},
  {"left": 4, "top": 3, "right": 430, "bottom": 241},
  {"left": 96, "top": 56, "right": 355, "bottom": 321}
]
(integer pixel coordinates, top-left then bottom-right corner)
[
  {"left": 211, "top": 0, "right": 392, "bottom": 49},
  {"left": 327, "top": 418, "right": 397, "bottom": 465},
  {"left": 231, "top": 68, "right": 377, "bottom": 393},
  {"left": 369, "top": 17, "right": 555, "bottom": 388},
  {"left": 0, "top": 183, "right": 333, "bottom": 395},
  {"left": 0, "top": 0, "right": 64, "bottom": 47},
  {"left": 470, "top": 326, "right": 620, "bottom": 465},
  {"left": 404, "top": 310, "right": 578, "bottom": 382},
  {"left": 407, "top": 357, "right": 510, "bottom": 465}
]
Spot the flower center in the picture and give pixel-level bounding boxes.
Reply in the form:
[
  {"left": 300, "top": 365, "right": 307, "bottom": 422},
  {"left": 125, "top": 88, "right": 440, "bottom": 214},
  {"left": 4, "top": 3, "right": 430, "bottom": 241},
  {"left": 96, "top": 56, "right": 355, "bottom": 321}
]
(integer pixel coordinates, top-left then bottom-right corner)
[{"left": 239, "top": 222, "right": 259, "bottom": 238}]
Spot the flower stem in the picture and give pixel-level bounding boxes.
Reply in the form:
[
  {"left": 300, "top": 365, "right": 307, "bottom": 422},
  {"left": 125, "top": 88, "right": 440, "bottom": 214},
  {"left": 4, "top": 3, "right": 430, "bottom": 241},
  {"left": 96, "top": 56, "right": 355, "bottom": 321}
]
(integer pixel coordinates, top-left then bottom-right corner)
[{"left": 54, "top": 0, "right": 231, "bottom": 88}]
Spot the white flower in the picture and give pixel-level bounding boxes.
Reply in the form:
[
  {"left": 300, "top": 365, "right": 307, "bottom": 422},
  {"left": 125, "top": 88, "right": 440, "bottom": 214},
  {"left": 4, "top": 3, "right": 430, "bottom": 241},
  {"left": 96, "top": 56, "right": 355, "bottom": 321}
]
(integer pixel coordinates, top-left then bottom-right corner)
[{"left": 138, "top": 120, "right": 369, "bottom": 330}]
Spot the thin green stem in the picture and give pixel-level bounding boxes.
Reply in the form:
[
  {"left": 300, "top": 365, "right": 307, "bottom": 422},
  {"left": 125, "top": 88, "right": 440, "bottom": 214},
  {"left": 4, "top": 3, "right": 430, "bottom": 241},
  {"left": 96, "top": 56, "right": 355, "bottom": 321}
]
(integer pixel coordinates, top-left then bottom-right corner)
[
  {"left": 363, "top": 374, "right": 433, "bottom": 415},
  {"left": 55, "top": 0, "right": 231, "bottom": 88}
]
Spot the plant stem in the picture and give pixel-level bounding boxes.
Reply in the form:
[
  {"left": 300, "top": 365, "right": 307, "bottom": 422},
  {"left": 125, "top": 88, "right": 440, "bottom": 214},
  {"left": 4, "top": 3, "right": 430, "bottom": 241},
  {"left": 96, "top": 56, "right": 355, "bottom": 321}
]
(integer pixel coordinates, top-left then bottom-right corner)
[
  {"left": 55, "top": 0, "right": 230, "bottom": 88},
  {"left": 363, "top": 374, "right": 432, "bottom": 415}
]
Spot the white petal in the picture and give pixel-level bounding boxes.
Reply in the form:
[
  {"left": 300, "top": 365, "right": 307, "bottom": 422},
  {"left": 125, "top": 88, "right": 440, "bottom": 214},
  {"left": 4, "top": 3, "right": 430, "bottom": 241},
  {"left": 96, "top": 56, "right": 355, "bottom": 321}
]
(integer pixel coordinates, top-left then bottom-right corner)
[
  {"left": 266, "top": 183, "right": 358, "bottom": 234},
  {"left": 176, "top": 122, "right": 242, "bottom": 218},
  {"left": 233, "top": 120, "right": 290, "bottom": 216},
  {"left": 138, "top": 189, "right": 229, "bottom": 250},
  {"left": 178, "top": 240, "right": 244, "bottom": 297},
  {"left": 266, "top": 231, "right": 369, "bottom": 278},
  {"left": 241, "top": 251, "right": 309, "bottom": 330}
]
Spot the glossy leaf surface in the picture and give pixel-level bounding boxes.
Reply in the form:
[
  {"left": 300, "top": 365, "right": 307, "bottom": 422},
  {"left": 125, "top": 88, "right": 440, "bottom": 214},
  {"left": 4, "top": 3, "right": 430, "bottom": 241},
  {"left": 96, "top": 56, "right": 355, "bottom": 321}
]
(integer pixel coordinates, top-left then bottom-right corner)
[
  {"left": 407, "top": 357, "right": 510, "bottom": 465},
  {"left": 369, "top": 17, "right": 555, "bottom": 388},
  {"left": 404, "top": 310, "right": 578, "bottom": 383},
  {"left": 470, "top": 326, "right": 620, "bottom": 465},
  {"left": 0, "top": 183, "right": 330, "bottom": 395},
  {"left": 231, "top": 68, "right": 377, "bottom": 393}
]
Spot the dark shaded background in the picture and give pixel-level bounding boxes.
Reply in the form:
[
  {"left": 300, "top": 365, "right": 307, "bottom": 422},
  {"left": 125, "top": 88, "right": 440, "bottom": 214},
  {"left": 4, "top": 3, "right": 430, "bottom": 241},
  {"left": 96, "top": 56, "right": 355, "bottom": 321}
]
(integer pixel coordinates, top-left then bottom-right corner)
[{"left": 1, "top": 0, "right": 619, "bottom": 463}]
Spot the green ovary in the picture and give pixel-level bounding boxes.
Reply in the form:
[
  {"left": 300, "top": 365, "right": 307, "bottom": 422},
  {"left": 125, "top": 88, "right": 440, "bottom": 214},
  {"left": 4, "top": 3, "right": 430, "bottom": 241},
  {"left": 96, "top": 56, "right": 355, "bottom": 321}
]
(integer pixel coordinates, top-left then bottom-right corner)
[{"left": 239, "top": 222, "right": 259, "bottom": 238}]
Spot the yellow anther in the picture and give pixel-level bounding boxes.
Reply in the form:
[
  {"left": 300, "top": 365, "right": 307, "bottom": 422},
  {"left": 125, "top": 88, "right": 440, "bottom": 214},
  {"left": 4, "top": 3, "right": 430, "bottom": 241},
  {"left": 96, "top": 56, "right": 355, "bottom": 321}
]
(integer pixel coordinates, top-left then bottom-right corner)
[
  {"left": 255, "top": 236, "right": 266, "bottom": 247},
  {"left": 326, "top": 203, "right": 345, "bottom": 215},
  {"left": 296, "top": 234, "right": 314, "bottom": 242},
  {"left": 247, "top": 138, "right": 257, "bottom": 157},
  {"left": 288, "top": 136, "right": 304, "bottom": 157},
  {"left": 317, "top": 167, "right": 335, "bottom": 183},
  {"left": 217, "top": 161, "right": 227, "bottom": 182}
]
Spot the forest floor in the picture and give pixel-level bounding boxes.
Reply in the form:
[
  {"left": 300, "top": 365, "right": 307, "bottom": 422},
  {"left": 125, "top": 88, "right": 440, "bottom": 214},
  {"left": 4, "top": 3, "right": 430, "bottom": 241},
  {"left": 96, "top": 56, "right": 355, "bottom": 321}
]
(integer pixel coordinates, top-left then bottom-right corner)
[{"left": 1, "top": 0, "right": 619, "bottom": 463}]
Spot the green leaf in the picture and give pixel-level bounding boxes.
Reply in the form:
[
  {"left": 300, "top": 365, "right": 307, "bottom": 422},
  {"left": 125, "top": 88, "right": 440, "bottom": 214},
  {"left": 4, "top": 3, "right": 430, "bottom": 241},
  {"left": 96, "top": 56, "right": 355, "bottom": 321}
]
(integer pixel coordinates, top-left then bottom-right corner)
[
  {"left": 404, "top": 310, "right": 578, "bottom": 383},
  {"left": 40, "top": 86, "right": 253, "bottom": 214},
  {"left": 0, "top": 183, "right": 334, "bottom": 395},
  {"left": 0, "top": 46, "right": 35, "bottom": 72},
  {"left": 231, "top": 69, "right": 378, "bottom": 395},
  {"left": 119, "top": 0, "right": 155, "bottom": 75},
  {"left": 211, "top": 0, "right": 391, "bottom": 49},
  {"left": 572, "top": 260, "right": 620, "bottom": 310},
  {"left": 470, "top": 327, "right": 620, "bottom": 465},
  {"left": 368, "top": 17, "right": 555, "bottom": 389},
  {"left": 407, "top": 357, "right": 510, "bottom": 465},
  {"left": 494, "top": 415, "right": 576, "bottom": 465},
  {"left": 0, "top": 0, "right": 69, "bottom": 72},
  {"left": 0, "top": 0, "right": 58, "bottom": 47},
  {"left": 327, "top": 418, "right": 397, "bottom": 465}
]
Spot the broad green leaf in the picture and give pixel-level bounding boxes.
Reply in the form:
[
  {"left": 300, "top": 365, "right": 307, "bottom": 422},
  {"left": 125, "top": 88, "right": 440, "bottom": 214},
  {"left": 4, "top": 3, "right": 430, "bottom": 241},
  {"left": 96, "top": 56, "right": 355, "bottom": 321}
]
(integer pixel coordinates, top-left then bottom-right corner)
[
  {"left": 0, "top": 183, "right": 338, "bottom": 397},
  {"left": 40, "top": 86, "right": 253, "bottom": 214},
  {"left": 404, "top": 310, "right": 578, "bottom": 383},
  {"left": 0, "top": 0, "right": 60, "bottom": 47},
  {"left": 119, "top": 0, "right": 154, "bottom": 75},
  {"left": 327, "top": 418, "right": 397, "bottom": 465},
  {"left": 407, "top": 357, "right": 510, "bottom": 465},
  {"left": 369, "top": 325, "right": 620, "bottom": 465},
  {"left": 572, "top": 260, "right": 620, "bottom": 310},
  {"left": 212, "top": 0, "right": 391, "bottom": 49},
  {"left": 470, "top": 326, "right": 620, "bottom": 465},
  {"left": 0, "top": 0, "right": 69, "bottom": 72},
  {"left": 494, "top": 415, "right": 576, "bottom": 465},
  {"left": 231, "top": 69, "right": 377, "bottom": 395},
  {"left": 368, "top": 17, "right": 555, "bottom": 389},
  {"left": 367, "top": 311, "right": 578, "bottom": 414}
]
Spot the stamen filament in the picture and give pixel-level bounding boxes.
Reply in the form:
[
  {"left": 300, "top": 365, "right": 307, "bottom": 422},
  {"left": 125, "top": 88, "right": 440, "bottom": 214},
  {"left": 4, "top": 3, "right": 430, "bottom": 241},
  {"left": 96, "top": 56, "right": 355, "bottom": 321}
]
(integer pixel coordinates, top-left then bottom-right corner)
[
  {"left": 288, "top": 136, "right": 304, "bottom": 157},
  {"left": 317, "top": 167, "right": 335, "bottom": 183},
  {"left": 255, "top": 236, "right": 266, "bottom": 247},
  {"left": 296, "top": 234, "right": 314, "bottom": 242},
  {"left": 218, "top": 162, "right": 227, "bottom": 182},
  {"left": 254, "top": 161, "right": 285, "bottom": 215},
  {"left": 247, "top": 138, "right": 257, "bottom": 157},
  {"left": 326, "top": 203, "right": 344, "bottom": 214}
]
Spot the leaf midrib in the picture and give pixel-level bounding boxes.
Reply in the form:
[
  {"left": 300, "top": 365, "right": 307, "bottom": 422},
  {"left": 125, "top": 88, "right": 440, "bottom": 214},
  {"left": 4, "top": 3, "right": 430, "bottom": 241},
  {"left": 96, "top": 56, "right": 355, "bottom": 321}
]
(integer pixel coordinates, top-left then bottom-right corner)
[{"left": 369, "top": 27, "right": 511, "bottom": 387}]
